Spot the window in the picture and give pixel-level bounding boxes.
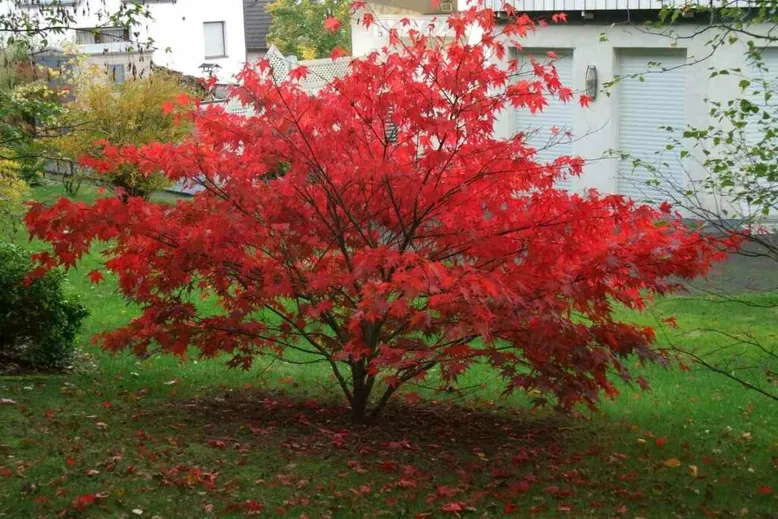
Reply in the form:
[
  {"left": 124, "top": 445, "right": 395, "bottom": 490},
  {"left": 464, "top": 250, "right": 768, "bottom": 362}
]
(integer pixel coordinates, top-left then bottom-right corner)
[
  {"left": 203, "top": 22, "right": 226, "bottom": 58},
  {"left": 108, "top": 64, "right": 125, "bottom": 84},
  {"left": 75, "top": 27, "right": 129, "bottom": 45}
]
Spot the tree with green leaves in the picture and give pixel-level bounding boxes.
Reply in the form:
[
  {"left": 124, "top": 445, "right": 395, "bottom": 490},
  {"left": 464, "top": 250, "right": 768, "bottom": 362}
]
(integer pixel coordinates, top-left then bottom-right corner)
[
  {"left": 0, "top": 0, "right": 153, "bottom": 215},
  {"left": 50, "top": 69, "right": 194, "bottom": 199},
  {"left": 267, "top": 0, "right": 351, "bottom": 59},
  {"left": 0, "top": 0, "right": 149, "bottom": 50},
  {"left": 615, "top": 1, "right": 778, "bottom": 404}
]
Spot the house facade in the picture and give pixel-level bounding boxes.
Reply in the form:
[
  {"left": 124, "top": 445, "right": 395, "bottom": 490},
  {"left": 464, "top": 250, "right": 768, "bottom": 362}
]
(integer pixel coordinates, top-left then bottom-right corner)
[
  {"left": 5, "top": 0, "right": 269, "bottom": 82},
  {"left": 351, "top": 1, "right": 776, "bottom": 214}
]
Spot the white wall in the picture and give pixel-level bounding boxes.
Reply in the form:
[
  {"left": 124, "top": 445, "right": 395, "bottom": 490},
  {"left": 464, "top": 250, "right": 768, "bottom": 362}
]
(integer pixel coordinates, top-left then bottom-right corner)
[
  {"left": 3, "top": 0, "right": 247, "bottom": 82},
  {"left": 351, "top": 15, "right": 771, "bottom": 214},
  {"left": 137, "top": 0, "right": 247, "bottom": 81}
]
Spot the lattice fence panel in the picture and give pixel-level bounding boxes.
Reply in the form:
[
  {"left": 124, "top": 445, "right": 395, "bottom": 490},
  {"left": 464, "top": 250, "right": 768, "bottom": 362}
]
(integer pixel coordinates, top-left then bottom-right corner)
[{"left": 225, "top": 97, "right": 256, "bottom": 117}]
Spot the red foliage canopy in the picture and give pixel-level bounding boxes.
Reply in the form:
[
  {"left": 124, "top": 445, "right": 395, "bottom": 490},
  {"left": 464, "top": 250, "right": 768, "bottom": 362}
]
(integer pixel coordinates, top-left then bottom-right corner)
[{"left": 26, "top": 5, "right": 724, "bottom": 422}]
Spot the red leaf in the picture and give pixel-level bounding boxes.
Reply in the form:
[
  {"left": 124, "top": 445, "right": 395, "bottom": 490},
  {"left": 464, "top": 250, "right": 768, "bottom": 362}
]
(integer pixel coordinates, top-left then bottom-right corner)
[
  {"left": 396, "top": 478, "right": 417, "bottom": 488},
  {"left": 578, "top": 94, "right": 592, "bottom": 107},
  {"left": 758, "top": 485, "right": 774, "bottom": 495},
  {"left": 330, "top": 47, "right": 348, "bottom": 60},
  {"left": 324, "top": 17, "right": 343, "bottom": 33},
  {"left": 378, "top": 461, "right": 398, "bottom": 473},
  {"left": 72, "top": 494, "right": 97, "bottom": 512},
  {"left": 437, "top": 485, "right": 458, "bottom": 497},
  {"left": 551, "top": 12, "right": 568, "bottom": 23},
  {"left": 655, "top": 437, "right": 667, "bottom": 448},
  {"left": 246, "top": 500, "right": 264, "bottom": 514},
  {"left": 441, "top": 502, "right": 466, "bottom": 513},
  {"left": 65, "top": 456, "right": 77, "bottom": 467},
  {"left": 88, "top": 270, "right": 105, "bottom": 285},
  {"left": 288, "top": 66, "right": 309, "bottom": 81}
]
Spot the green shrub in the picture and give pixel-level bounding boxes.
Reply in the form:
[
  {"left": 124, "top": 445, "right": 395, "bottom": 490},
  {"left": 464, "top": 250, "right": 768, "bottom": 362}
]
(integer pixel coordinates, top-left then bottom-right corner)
[{"left": 0, "top": 243, "right": 89, "bottom": 370}]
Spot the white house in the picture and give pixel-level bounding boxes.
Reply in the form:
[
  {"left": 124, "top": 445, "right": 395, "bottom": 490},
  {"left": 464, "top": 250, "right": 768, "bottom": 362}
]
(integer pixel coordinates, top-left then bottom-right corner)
[
  {"left": 351, "top": 1, "right": 777, "bottom": 214},
  {"left": 4, "top": 0, "right": 262, "bottom": 82}
]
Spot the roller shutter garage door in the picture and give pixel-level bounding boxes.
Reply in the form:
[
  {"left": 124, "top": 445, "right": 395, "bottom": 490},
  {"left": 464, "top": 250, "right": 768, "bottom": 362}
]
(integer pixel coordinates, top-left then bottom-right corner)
[
  {"left": 513, "top": 48, "right": 574, "bottom": 190},
  {"left": 742, "top": 48, "right": 778, "bottom": 217},
  {"left": 617, "top": 50, "right": 687, "bottom": 200},
  {"left": 745, "top": 48, "right": 778, "bottom": 143}
]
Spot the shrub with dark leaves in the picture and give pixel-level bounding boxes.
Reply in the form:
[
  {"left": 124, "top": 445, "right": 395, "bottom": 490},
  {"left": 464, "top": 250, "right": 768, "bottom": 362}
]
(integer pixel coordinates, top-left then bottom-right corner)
[{"left": 0, "top": 242, "right": 88, "bottom": 371}]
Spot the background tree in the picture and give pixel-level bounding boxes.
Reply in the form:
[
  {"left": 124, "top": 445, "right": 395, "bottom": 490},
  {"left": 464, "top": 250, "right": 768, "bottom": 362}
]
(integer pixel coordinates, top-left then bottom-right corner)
[
  {"left": 0, "top": 0, "right": 148, "bottom": 49},
  {"left": 0, "top": 150, "right": 27, "bottom": 236},
  {"left": 0, "top": 72, "right": 68, "bottom": 183},
  {"left": 267, "top": 0, "right": 351, "bottom": 59},
  {"left": 614, "top": 1, "right": 778, "bottom": 403},
  {"left": 0, "top": 46, "right": 67, "bottom": 234},
  {"left": 0, "top": 0, "right": 152, "bottom": 152},
  {"left": 26, "top": 6, "right": 725, "bottom": 423},
  {"left": 50, "top": 69, "right": 194, "bottom": 199}
]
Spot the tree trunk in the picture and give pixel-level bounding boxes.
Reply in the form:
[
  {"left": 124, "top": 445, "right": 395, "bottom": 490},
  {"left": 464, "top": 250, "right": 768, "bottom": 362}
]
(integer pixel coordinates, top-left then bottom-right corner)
[
  {"left": 349, "top": 361, "right": 373, "bottom": 424},
  {"left": 350, "top": 387, "right": 370, "bottom": 424}
]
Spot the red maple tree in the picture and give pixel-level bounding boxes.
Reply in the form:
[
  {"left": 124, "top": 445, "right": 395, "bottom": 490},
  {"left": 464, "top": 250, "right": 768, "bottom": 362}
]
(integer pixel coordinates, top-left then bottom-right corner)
[{"left": 26, "top": 5, "right": 725, "bottom": 422}]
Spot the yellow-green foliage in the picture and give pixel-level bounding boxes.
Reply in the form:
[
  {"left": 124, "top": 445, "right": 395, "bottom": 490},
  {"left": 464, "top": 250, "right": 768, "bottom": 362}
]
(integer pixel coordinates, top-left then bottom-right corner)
[
  {"left": 54, "top": 69, "right": 193, "bottom": 198},
  {"left": 267, "top": 0, "right": 351, "bottom": 60},
  {"left": 0, "top": 150, "right": 28, "bottom": 236}
]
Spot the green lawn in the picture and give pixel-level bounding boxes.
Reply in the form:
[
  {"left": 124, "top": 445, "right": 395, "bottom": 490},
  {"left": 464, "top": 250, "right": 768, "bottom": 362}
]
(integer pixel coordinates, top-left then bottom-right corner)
[{"left": 1, "top": 184, "right": 777, "bottom": 518}]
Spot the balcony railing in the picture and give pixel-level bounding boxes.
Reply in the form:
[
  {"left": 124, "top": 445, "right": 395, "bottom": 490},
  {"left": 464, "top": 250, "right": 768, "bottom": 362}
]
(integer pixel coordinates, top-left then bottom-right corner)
[{"left": 76, "top": 41, "right": 139, "bottom": 55}]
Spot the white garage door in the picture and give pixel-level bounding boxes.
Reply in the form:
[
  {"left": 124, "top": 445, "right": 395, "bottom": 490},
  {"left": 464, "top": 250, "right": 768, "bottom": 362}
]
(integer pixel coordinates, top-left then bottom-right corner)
[
  {"left": 617, "top": 50, "right": 687, "bottom": 200},
  {"left": 513, "top": 48, "right": 574, "bottom": 190},
  {"left": 746, "top": 49, "right": 778, "bottom": 144},
  {"left": 741, "top": 48, "right": 778, "bottom": 216}
]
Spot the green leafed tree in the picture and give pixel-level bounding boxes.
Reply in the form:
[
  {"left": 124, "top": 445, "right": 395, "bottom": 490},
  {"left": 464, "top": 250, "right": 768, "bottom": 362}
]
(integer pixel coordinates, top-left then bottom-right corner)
[
  {"left": 614, "top": 0, "right": 778, "bottom": 404},
  {"left": 267, "top": 0, "right": 351, "bottom": 59},
  {"left": 0, "top": 0, "right": 149, "bottom": 50},
  {"left": 50, "top": 69, "right": 194, "bottom": 199}
]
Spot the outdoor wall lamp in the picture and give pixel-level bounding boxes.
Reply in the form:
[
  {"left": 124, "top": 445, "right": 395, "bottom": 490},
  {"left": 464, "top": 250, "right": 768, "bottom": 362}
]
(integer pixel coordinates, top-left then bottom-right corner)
[{"left": 585, "top": 65, "right": 598, "bottom": 101}]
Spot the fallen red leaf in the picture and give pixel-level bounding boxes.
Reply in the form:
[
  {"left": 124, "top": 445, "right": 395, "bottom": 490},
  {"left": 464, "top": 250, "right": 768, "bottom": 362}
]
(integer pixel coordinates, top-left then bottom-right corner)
[
  {"left": 441, "top": 501, "right": 466, "bottom": 513},
  {"left": 437, "top": 485, "right": 459, "bottom": 497},
  {"left": 72, "top": 494, "right": 97, "bottom": 512}
]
